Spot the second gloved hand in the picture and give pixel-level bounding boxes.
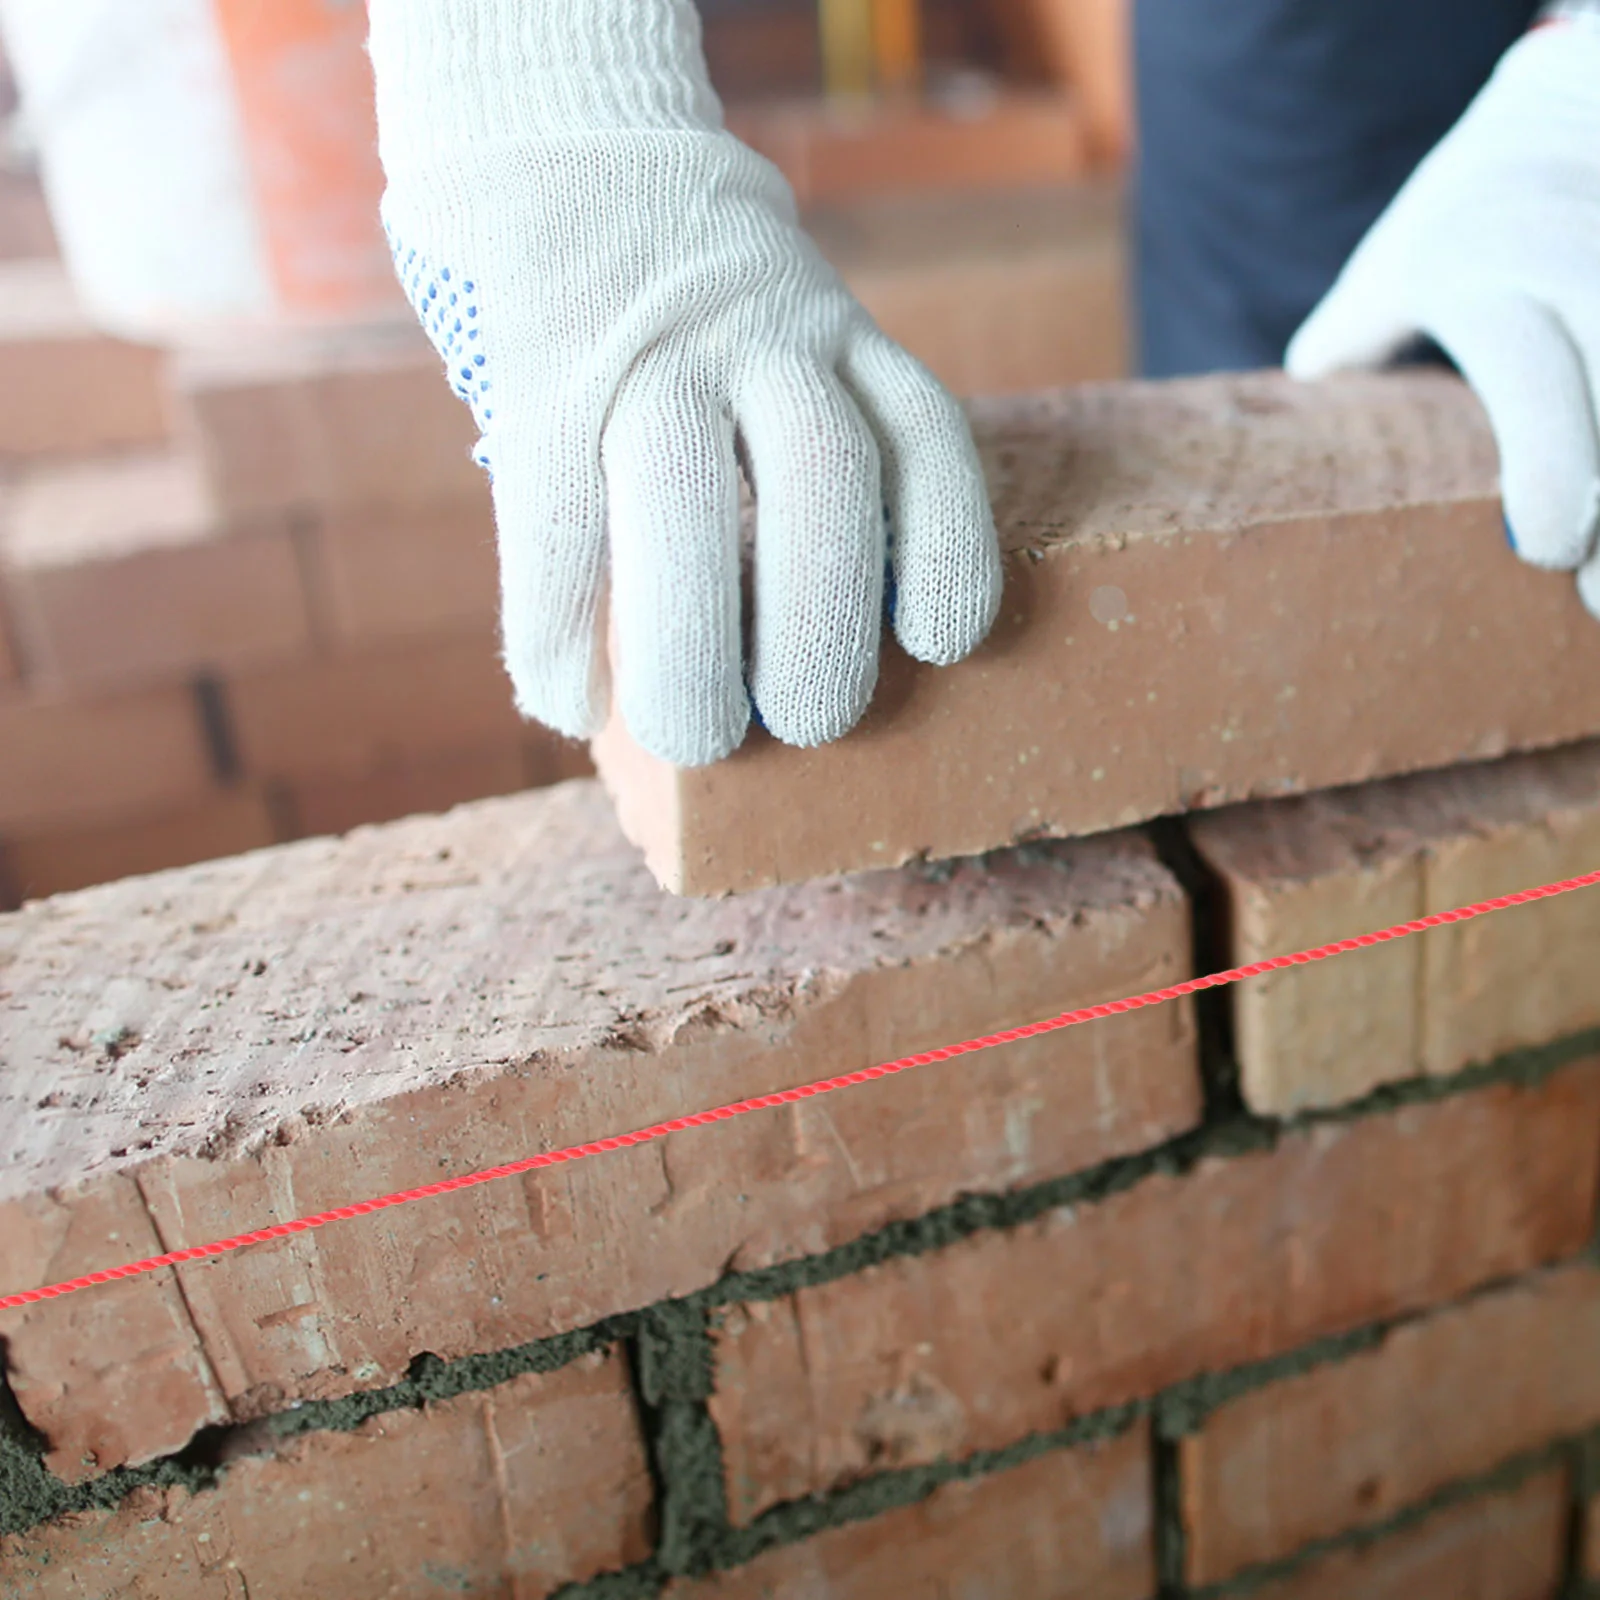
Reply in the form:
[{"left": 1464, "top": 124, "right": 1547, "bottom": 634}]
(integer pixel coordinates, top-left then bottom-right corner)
[
  {"left": 369, "top": 0, "right": 1001, "bottom": 768},
  {"left": 1287, "top": 9, "right": 1600, "bottom": 616}
]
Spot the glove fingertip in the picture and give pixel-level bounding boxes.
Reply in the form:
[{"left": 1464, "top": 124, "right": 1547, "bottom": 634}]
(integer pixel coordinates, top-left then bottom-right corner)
[
  {"left": 894, "top": 537, "right": 1003, "bottom": 667},
  {"left": 1501, "top": 474, "right": 1600, "bottom": 572}
]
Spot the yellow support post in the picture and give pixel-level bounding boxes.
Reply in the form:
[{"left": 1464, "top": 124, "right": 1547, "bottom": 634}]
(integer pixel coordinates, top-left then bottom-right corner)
[{"left": 819, "top": 0, "right": 875, "bottom": 101}]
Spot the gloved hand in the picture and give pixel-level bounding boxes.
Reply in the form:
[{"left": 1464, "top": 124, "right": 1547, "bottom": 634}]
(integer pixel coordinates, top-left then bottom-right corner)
[
  {"left": 367, "top": 0, "right": 1001, "bottom": 768},
  {"left": 1287, "top": 8, "right": 1600, "bottom": 617}
]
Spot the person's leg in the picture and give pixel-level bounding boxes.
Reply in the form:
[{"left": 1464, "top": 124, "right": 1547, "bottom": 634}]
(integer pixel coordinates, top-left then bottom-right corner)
[{"left": 1133, "top": 0, "right": 1540, "bottom": 378}]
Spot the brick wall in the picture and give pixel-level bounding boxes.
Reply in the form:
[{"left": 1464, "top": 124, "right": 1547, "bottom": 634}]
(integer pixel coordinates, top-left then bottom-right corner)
[{"left": 3, "top": 736, "right": 1599, "bottom": 1597}]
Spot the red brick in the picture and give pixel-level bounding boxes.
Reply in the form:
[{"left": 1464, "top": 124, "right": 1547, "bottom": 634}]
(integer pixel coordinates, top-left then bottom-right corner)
[
  {"left": 708, "top": 1064, "right": 1600, "bottom": 1523},
  {"left": 0, "top": 685, "right": 214, "bottom": 832},
  {"left": 0, "top": 1181, "right": 227, "bottom": 1483},
  {"left": 2, "top": 789, "right": 280, "bottom": 901},
  {"left": 175, "top": 321, "right": 482, "bottom": 521},
  {"left": 1190, "top": 742, "right": 1600, "bottom": 1114},
  {"left": 811, "top": 182, "right": 1127, "bottom": 396},
  {"left": 523, "top": 726, "right": 597, "bottom": 787},
  {"left": 668, "top": 1430, "right": 1153, "bottom": 1600},
  {"left": 225, "top": 631, "right": 523, "bottom": 783},
  {"left": 0, "top": 782, "right": 1197, "bottom": 1475},
  {"left": 287, "top": 741, "right": 529, "bottom": 837},
  {"left": 0, "top": 1348, "right": 653, "bottom": 1599},
  {"left": 1, "top": 452, "right": 311, "bottom": 691},
  {"left": 0, "top": 262, "right": 169, "bottom": 457},
  {"left": 1180, "top": 1265, "right": 1600, "bottom": 1584},
  {"left": 308, "top": 499, "right": 497, "bottom": 644},
  {"left": 592, "top": 372, "right": 1600, "bottom": 894},
  {"left": 1246, "top": 1469, "right": 1569, "bottom": 1600},
  {"left": 726, "top": 90, "right": 1087, "bottom": 207}
]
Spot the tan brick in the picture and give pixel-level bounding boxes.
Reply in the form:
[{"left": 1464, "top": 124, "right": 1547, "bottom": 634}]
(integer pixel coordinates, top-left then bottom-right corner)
[
  {"left": 287, "top": 741, "right": 529, "bottom": 838},
  {"left": 592, "top": 372, "right": 1600, "bottom": 894},
  {"left": 175, "top": 322, "right": 482, "bottom": 522},
  {"left": 308, "top": 500, "right": 497, "bottom": 644},
  {"left": 0, "top": 781, "right": 1197, "bottom": 1473},
  {"left": 2, "top": 789, "right": 279, "bottom": 901},
  {"left": 709, "top": 1064, "right": 1600, "bottom": 1523},
  {"left": 1191, "top": 743, "right": 1600, "bottom": 1114},
  {"left": 1247, "top": 1469, "right": 1569, "bottom": 1600},
  {"left": 812, "top": 182, "right": 1127, "bottom": 396},
  {"left": 225, "top": 631, "right": 523, "bottom": 783},
  {"left": 0, "top": 686, "right": 214, "bottom": 833},
  {"left": 0, "top": 1348, "right": 654, "bottom": 1599},
  {"left": 0, "top": 262, "right": 169, "bottom": 457},
  {"left": 1180, "top": 1265, "right": 1600, "bottom": 1584},
  {"left": 1, "top": 453, "right": 311, "bottom": 691},
  {"left": 668, "top": 1430, "right": 1153, "bottom": 1600}
]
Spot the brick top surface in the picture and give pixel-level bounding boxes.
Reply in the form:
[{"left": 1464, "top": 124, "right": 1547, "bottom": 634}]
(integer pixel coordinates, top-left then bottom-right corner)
[
  {"left": 0, "top": 779, "right": 1178, "bottom": 1203},
  {"left": 1191, "top": 740, "right": 1600, "bottom": 885},
  {"left": 0, "top": 260, "right": 120, "bottom": 342},
  {"left": 974, "top": 369, "right": 1497, "bottom": 553},
  {"left": 2, "top": 451, "right": 213, "bottom": 567}
]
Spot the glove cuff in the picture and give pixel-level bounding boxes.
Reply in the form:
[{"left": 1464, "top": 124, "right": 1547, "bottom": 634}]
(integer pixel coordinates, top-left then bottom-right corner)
[{"left": 368, "top": 0, "right": 723, "bottom": 170}]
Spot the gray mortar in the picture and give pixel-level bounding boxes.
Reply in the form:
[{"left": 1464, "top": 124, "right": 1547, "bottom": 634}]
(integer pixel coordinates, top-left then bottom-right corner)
[
  {"left": 632, "top": 1302, "right": 726, "bottom": 1577},
  {"left": 6, "top": 1024, "right": 1600, "bottom": 1596}
]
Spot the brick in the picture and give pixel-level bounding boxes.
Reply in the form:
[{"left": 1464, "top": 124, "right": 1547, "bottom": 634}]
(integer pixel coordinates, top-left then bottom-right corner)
[
  {"left": 725, "top": 89, "right": 1088, "bottom": 206},
  {"left": 0, "top": 781, "right": 1197, "bottom": 1475},
  {"left": 2, "top": 789, "right": 280, "bottom": 902},
  {"left": 810, "top": 181, "right": 1126, "bottom": 395},
  {"left": 174, "top": 320, "right": 483, "bottom": 522},
  {"left": 0, "top": 167, "right": 58, "bottom": 262},
  {"left": 225, "top": 631, "right": 524, "bottom": 783},
  {"left": 0, "top": 261, "right": 168, "bottom": 457},
  {"left": 668, "top": 1429, "right": 1153, "bottom": 1600},
  {"left": 1246, "top": 1469, "right": 1568, "bottom": 1600},
  {"left": 1180, "top": 1265, "right": 1600, "bottom": 1584},
  {"left": 308, "top": 499, "right": 497, "bottom": 644},
  {"left": 287, "top": 741, "right": 530, "bottom": 838},
  {"left": 1190, "top": 742, "right": 1600, "bottom": 1114},
  {"left": 0, "top": 686, "right": 214, "bottom": 833},
  {"left": 0, "top": 1348, "right": 654, "bottom": 1599},
  {"left": 592, "top": 371, "right": 1600, "bottom": 894},
  {"left": 0, "top": 453, "right": 311, "bottom": 691},
  {"left": 708, "top": 1064, "right": 1600, "bottom": 1523}
]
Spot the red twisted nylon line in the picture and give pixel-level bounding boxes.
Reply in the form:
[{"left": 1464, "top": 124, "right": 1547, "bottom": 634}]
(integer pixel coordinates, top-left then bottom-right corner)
[{"left": 4, "top": 866, "right": 1597, "bottom": 1312}]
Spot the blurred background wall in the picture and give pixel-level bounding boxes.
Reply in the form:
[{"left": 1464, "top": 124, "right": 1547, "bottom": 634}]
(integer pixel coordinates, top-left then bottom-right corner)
[{"left": 0, "top": 0, "right": 1131, "bottom": 908}]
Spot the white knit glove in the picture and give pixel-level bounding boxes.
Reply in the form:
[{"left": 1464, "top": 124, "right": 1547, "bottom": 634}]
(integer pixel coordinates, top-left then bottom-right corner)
[
  {"left": 367, "top": 0, "right": 1001, "bottom": 767},
  {"left": 1287, "top": 11, "right": 1600, "bottom": 617}
]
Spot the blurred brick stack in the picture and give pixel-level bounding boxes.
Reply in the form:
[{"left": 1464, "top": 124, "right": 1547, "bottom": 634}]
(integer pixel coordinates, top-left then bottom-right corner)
[{"left": 0, "top": 262, "right": 593, "bottom": 909}]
